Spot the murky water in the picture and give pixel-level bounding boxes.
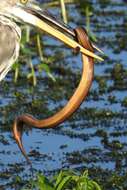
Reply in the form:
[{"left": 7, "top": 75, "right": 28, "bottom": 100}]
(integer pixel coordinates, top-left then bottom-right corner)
[{"left": 0, "top": 0, "right": 127, "bottom": 189}]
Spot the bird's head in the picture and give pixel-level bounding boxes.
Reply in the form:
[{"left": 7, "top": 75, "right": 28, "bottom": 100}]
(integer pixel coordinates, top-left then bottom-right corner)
[{"left": 0, "top": 0, "right": 103, "bottom": 61}]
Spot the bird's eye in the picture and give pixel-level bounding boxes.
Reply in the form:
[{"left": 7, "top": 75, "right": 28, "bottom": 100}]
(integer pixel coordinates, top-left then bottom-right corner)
[{"left": 20, "top": 0, "right": 28, "bottom": 4}]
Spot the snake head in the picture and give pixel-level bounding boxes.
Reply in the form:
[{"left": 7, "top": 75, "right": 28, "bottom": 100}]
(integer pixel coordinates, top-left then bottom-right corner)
[{"left": 74, "top": 27, "right": 94, "bottom": 53}]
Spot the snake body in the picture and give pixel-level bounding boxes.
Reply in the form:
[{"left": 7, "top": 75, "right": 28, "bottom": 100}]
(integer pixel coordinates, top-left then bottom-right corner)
[{"left": 13, "top": 27, "right": 94, "bottom": 163}]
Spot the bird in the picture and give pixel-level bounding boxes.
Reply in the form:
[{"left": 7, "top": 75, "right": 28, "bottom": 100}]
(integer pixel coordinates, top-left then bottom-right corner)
[{"left": 0, "top": 0, "right": 103, "bottom": 163}]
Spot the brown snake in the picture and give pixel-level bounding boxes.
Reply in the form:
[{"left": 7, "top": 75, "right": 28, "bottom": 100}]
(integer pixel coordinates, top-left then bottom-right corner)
[{"left": 13, "top": 27, "right": 94, "bottom": 163}]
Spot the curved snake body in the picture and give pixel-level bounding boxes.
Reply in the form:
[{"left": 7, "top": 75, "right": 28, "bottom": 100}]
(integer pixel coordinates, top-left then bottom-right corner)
[{"left": 13, "top": 27, "right": 94, "bottom": 163}]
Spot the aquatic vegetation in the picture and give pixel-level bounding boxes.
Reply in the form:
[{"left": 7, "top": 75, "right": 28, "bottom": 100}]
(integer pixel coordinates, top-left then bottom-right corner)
[
  {"left": 121, "top": 97, "right": 127, "bottom": 107},
  {"left": 21, "top": 170, "right": 101, "bottom": 190}
]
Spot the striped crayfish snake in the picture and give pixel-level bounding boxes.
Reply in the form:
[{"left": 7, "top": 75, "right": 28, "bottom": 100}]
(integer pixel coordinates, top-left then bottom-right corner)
[{"left": 13, "top": 27, "right": 94, "bottom": 164}]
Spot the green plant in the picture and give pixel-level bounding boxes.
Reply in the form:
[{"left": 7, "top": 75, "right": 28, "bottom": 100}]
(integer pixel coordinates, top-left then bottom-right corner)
[{"left": 22, "top": 170, "right": 102, "bottom": 190}]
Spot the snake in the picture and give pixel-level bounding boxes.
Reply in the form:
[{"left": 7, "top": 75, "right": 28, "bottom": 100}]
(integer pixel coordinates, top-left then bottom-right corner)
[{"left": 13, "top": 27, "right": 94, "bottom": 164}]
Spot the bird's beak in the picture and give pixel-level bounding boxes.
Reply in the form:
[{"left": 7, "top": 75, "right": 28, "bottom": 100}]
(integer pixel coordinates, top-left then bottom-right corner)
[{"left": 8, "top": 4, "right": 103, "bottom": 61}]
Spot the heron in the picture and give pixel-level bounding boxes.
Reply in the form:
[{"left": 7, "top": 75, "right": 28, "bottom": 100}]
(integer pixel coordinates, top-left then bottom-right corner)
[{"left": 0, "top": 0, "right": 103, "bottom": 163}]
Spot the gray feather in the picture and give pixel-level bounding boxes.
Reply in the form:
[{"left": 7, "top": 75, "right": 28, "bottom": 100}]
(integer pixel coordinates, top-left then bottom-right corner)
[{"left": 0, "top": 16, "right": 21, "bottom": 81}]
